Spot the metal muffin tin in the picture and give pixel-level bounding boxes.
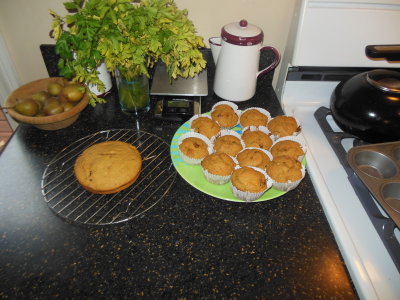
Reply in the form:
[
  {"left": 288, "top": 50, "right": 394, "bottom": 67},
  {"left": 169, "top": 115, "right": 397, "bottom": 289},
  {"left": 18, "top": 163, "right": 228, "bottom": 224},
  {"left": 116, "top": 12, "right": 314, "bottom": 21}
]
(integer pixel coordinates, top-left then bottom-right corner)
[{"left": 347, "top": 141, "right": 400, "bottom": 228}]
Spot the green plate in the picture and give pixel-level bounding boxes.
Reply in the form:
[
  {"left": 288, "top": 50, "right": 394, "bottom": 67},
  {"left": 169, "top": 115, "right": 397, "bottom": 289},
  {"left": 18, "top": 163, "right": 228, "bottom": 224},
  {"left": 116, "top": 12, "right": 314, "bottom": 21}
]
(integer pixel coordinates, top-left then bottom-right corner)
[{"left": 170, "top": 115, "right": 305, "bottom": 202}]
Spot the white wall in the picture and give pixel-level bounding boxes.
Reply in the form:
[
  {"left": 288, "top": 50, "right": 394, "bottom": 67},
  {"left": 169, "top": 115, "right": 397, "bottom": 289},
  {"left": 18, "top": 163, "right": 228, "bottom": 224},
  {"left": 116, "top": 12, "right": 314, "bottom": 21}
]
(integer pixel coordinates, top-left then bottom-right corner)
[{"left": 0, "top": 0, "right": 296, "bottom": 88}]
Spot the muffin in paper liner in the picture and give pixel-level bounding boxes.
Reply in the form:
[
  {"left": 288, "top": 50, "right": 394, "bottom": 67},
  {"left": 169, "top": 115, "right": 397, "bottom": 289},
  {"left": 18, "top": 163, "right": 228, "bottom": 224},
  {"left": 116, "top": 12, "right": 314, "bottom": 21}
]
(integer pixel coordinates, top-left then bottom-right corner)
[
  {"left": 269, "top": 165, "right": 306, "bottom": 192},
  {"left": 270, "top": 135, "right": 307, "bottom": 162},
  {"left": 211, "top": 128, "right": 243, "bottom": 144},
  {"left": 210, "top": 101, "right": 241, "bottom": 129},
  {"left": 178, "top": 132, "right": 213, "bottom": 165},
  {"left": 267, "top": 115, "right": 301, "bottom": 139},
  {"left": 230, "top": 166, "right": 273, "bottom": 202},
  {"left": 211, "top": 129, "right": 246, "bottom": 157},
  {"left": 188, "top": 114, "right": 221, "bottom": 140},
  {"left": 239, "top": 107, "right": 272, "bottom": 128},
  {"left": 241, "top": 125, "right": 275, "bottom": 150},
  {"left": 201, "top": 154, "right": 238, "bottom": 185},
  {"left": 236, "top": 147, "right": 273, "bottom": 170}
]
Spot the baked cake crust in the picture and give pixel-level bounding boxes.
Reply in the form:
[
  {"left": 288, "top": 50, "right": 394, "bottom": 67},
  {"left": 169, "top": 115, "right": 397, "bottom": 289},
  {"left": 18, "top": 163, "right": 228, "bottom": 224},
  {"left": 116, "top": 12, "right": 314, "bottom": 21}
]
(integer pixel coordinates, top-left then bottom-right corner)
[
  {"left": 231, "top": 166, "right": 267, "bottom": 193},
  {"left": 201, "top": 152, "right": 235, "bottom": 176},
  {"left": 266, "top": 156, "right": 302, "bottom": 183},
  {"left": 270, "top": 140, "right": 304, "bottom": 160},
  {"left": 240, "top": 109, "right": 268, "bottom": 127},
  {"left": 191, "top": 117, "right": 220, "bottom": 139},
  {"left": 213, "top": 135, "right": 243, "bottom": 157},
  {"left": 179, "top": 137, "right": 209, "bottom": 159},
  {"left": 211, "top": 104, "right": 239, "bottom": 128},
  {"left": 236, "top": 148, "right": 271, "bottom": 170},
  {"left": 268, "top": 115, "right": 300, "bottom": 137},
  {"left": 241, "top": 129, "right": 273, "bottom": 150},
  {"left": 74, "top": 141, "right": 142, "bottom": 194}
]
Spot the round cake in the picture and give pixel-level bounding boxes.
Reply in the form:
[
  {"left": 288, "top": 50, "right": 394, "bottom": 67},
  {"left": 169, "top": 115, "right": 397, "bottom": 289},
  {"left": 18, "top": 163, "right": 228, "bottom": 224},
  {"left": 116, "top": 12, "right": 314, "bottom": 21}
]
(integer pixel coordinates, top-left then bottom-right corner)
[
  {"left": 268, "top": 115, "right": 300, "bottom": 138},
  {"left": 241, "top": 128, "right": 273, "bottom": 150},
  {"left": 191, "top": 116, "right": 220, "bottom": 139},
  {"left": 74, "top": 141, "right": 142, "bottom": 194}
]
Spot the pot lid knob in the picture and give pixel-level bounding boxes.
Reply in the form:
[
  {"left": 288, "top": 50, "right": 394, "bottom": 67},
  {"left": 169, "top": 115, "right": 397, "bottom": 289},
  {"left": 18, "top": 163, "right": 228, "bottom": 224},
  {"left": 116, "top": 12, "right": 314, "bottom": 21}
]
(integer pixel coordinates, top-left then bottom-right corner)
[
  {"left": 366, "top": 69, "right": 400, "bottom": 93},
  {"left": 221, "top": 19, "right": 264, "bottom": 46},
  {"left": 239, "top": 19, "right": 248, "bottom": 27}
]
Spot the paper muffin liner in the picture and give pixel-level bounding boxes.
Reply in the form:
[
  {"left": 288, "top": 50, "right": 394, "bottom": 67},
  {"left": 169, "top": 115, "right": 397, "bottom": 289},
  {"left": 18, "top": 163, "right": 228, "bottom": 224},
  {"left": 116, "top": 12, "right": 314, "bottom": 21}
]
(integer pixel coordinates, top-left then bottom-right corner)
[
  {"left": 230, "top": 166, "right": 273, "bottom": 202},
  {"left": 188, "top": 114, "right": 220, "bottom": 140},
  {"left": 270, "top": 135, "right": 307, "bottom": 161},
  {"left": 241, "top": 125, "right": 272, "bottom": 136},
  {"left": 239, "top": 107, "right": 272, "bottom": 128},
  {"left": 210, "top": 101, "right": 241, "bottom": 129},
  {"left": 178, "top": 132, "right": 213, "bottom": 165},
  {"left": 202, "top": 155, "right": 238, "bottom": 185},
  {"left": 269, "top": 165, "right": 306, "bottom": 192},
  {"left": 267, "top": 115, "right": 302, "bottom": 139}
]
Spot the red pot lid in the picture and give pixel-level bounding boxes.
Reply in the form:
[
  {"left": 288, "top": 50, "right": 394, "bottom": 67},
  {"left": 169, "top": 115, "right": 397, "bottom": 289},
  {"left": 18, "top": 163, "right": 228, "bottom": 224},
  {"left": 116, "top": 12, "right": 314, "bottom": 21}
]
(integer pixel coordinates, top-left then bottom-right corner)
[{"left": 221, "top": 19, "right": 263, "bottom": 46}]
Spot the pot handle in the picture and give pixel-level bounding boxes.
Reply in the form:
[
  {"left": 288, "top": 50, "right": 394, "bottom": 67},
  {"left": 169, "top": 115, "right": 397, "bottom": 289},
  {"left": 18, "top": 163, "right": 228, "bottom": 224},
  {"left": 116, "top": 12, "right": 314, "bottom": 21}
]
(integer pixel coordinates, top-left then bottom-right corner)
[
  {"left": 257, "top": 46, "right": 281, "bottom": 78},
  {"left": 365, "top": 45, "right": 400, "bottom": 62}
]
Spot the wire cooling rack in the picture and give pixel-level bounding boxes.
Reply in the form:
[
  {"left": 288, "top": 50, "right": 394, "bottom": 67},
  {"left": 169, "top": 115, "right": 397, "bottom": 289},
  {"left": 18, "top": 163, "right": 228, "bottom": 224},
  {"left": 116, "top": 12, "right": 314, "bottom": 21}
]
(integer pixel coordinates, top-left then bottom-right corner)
[{"left": 41, "top": 129, "right": 176, "bottom": 226}]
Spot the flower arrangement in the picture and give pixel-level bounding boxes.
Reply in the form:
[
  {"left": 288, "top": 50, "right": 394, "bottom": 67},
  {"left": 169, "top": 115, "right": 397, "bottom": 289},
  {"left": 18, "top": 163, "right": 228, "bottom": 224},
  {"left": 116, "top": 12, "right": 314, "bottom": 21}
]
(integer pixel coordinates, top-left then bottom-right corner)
[{"left": 50, "top": 0, "right": 206, "bottom": 106}]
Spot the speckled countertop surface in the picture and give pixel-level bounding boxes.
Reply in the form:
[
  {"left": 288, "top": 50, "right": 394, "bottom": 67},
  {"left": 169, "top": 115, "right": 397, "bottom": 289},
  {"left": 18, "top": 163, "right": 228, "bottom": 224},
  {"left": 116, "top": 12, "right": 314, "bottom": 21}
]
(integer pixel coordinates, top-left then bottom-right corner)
[{"left": 0, "top": 49, "right": 357, "bottom": 299}]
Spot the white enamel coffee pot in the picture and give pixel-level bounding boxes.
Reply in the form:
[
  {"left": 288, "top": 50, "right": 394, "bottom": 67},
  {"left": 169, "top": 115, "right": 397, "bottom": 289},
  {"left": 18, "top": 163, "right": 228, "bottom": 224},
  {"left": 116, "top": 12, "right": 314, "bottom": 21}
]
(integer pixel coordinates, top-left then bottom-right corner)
[{"left": 209, "top": 20, "right": 280, "bottom": 102}]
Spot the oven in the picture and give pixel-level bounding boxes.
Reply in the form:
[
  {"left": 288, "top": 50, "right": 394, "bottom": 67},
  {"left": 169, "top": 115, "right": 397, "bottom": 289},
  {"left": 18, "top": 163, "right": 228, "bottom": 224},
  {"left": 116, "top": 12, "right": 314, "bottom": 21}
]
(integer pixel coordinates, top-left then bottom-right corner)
[{"left": 276, "top": 1, "right": 400, "bottom": 299}]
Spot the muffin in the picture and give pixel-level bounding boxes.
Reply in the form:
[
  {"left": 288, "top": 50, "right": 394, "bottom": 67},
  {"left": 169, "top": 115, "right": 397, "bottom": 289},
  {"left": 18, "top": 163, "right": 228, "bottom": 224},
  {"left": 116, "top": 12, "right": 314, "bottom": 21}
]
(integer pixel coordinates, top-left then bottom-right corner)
[
  {"left": 190, "top": 115, "right": 220, "bottom": 139},
  {"left": 236, "top": 148, "right": 272, "bottom": 170},
  {"left": 74, "top": 141, "right": 142, "bottom": 194},
  {"left": 211, "top": 102, "right": 239, "bottom": 128},
  {"left": 178, "top": 132, "right": 212, "bottom": 165},
  {"left": 266, "top": 155, "right": 305, "bottom": 191},
  {"left": 239, "top": 108, "right": 270, "bottom": 127},
  {"left": 230, "top": 166, "right": 271, "bottom": 201},
  {"left": 213, "top": 130, "right": 244, "bottom": 157},
  {"left": 267, "top": 115, "right": 300, "bottom": 138},
  {"left": 201, "top": 152, "right": 236, "bottom": 184},
  {"left": 270, "top": 138, "right": 305, "bottom": 161},
  {"left": 241, "top": 126, "right": 273, "bottom": 150}
]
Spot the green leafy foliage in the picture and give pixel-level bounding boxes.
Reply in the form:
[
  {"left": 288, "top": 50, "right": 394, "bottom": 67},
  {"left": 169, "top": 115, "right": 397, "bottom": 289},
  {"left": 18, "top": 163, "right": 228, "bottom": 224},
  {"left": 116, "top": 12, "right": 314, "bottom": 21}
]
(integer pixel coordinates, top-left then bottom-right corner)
[{"left": 50, "top": 0, "right": 206, "bottom": 106}]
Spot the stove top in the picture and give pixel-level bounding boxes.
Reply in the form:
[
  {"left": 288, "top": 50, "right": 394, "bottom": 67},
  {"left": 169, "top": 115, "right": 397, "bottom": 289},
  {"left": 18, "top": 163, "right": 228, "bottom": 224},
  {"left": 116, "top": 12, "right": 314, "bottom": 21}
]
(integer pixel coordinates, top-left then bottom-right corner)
[{"left": 315, "top": 106, "right": 400, "bottom": 273}]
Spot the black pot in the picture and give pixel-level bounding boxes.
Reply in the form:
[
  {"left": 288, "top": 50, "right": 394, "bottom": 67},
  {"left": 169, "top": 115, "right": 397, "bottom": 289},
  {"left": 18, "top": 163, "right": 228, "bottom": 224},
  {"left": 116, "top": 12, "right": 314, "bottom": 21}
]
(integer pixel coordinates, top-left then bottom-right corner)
[{"left": 331, "top": 69, "right": 400, "bottom": 143}]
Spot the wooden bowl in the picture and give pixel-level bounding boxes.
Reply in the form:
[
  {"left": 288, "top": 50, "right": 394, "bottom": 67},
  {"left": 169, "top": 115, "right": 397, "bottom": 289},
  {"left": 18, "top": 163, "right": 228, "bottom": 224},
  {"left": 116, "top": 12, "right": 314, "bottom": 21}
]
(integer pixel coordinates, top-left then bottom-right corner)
[{"left": 5, "top": 77, "right": 89, "bottom": 130}]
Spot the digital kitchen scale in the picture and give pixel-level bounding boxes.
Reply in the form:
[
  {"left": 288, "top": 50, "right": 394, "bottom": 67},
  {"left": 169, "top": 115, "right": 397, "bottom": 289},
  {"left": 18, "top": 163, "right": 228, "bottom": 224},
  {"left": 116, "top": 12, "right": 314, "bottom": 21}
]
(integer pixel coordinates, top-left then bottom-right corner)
[{"left": 151, "top": 63, "right": 208, "bottom": 121}]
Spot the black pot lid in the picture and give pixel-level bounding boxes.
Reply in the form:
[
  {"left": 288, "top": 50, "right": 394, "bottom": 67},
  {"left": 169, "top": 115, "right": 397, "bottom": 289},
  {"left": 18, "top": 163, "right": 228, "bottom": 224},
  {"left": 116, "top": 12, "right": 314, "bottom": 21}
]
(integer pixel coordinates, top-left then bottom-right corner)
[{"left": 366, "top": 69, "right": 400, "bottom": 93}]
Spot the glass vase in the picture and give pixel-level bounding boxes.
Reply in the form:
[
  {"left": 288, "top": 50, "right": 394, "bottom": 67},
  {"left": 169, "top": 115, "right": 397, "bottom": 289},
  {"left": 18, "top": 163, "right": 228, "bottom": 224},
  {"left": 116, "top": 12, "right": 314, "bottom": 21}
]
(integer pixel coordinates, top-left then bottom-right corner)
[{"left": 116, "top": 75, "right": 150, "bottom": 115}]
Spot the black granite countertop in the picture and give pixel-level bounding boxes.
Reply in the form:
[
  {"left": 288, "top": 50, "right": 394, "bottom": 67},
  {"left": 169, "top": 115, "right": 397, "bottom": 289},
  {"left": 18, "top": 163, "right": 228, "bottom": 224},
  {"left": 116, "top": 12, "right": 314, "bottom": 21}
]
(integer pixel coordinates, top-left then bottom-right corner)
[{"left": 0, "top": 49, "right": 357, "bottom": 299}]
